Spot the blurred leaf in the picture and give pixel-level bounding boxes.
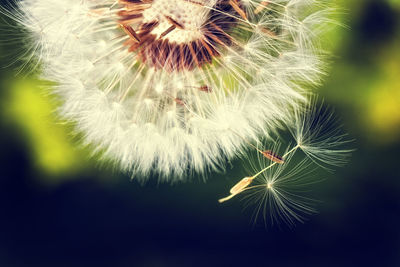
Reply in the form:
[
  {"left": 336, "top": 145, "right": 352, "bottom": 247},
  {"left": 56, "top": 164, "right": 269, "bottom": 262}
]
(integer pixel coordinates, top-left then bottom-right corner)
[{"left": 2, "top": 78, "right": 88, "bottom": 182}]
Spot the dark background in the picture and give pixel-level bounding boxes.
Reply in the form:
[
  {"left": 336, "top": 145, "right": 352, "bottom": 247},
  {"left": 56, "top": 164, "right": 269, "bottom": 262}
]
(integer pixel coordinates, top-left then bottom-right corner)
[{"left": 1, "top": 0, "right": 400, "bottom": 266}]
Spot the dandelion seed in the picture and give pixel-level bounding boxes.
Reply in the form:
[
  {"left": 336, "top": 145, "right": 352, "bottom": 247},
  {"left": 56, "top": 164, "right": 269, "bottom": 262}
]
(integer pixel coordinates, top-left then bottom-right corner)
[
  {"left": 219, "top": 142, "right": 297, "bottom": 204},
  {"left": 242, "top": 143, "right": 319, "bottom": 226},
  {"left": 262, "top": 150, "right": 284, "bottom": 164},
  {"left": 198, "top": 85, "right": 212, "bottom": 93},
  {"left": 120, "top": 24, "right": 141, "bottom": 42},
  {"left": 230, "top": 177, "right": 252, "bottom": 194},
  {"left": 228, "top": 0, "right": 248, "bottom": 21},
  {"left": 1, "top": 0, "right": 334, "bottom": 180},
  {"left": 290, "top": 99, "right": 354, "bottom": 169},
  {"left": 218, "top": 176, "right": 254, "bottom": 203},
  {"left": 218, "top": 102, "right": 353, "bottom": 226}
]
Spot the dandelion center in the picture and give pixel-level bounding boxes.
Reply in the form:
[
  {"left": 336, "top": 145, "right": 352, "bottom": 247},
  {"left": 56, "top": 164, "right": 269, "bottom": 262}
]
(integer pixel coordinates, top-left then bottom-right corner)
[{"left": 118, "top": 0, "right": 240, "bottom": 71}]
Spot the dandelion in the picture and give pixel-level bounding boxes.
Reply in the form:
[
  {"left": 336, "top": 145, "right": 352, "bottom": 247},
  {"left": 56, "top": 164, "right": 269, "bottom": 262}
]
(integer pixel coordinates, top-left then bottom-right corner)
[
  {"left": 219, "top": 101, "right": 353, "bottom": 226},
  {"left": 1, "top": 0, "right": 334, "bottom": 181}
]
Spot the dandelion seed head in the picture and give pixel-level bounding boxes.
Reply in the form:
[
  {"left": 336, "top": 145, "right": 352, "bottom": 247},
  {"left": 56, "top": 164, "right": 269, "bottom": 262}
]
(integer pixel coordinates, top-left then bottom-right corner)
[{"left": 2, "top": 0, "right": 334, "bottom": 180}]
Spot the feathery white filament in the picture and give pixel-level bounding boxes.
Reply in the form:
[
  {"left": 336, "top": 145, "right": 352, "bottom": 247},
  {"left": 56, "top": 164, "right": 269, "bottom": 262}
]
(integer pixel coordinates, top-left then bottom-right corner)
[
  {"left": 2, "top": 0, "right": 332, "bottom": 180},
  {"left": 223, "top": 100, "right": 352, "bottom": 226}
]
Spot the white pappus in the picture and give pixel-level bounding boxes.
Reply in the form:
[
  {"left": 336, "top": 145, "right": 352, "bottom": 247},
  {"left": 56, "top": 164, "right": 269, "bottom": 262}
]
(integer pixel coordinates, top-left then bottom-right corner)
[{"left": 1, "top": 0, "right": 335, "bottom": 181}]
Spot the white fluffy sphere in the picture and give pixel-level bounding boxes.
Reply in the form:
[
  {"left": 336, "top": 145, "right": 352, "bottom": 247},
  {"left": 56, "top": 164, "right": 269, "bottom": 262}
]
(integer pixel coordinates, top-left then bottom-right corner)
[{"left": 7, "top": 0, "right": 330, "bottom": 180}]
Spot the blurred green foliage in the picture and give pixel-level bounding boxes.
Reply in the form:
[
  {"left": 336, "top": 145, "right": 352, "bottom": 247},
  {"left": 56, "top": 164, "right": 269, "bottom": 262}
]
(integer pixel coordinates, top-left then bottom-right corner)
[
  {"left": 323, "top": 0, "right": 400, "bottom": 144},
  {"left": 1, "top": 79, "right": 87, "bottom": 181}
]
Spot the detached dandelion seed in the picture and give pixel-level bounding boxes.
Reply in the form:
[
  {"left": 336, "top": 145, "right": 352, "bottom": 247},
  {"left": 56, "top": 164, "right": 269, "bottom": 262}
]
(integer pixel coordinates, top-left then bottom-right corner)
[
  {"left": 243, "top": 147, "right": 319, "bottom": 227},
  {"left": 219, "top": 101, "right": 353, "bottom": 226},
  {"left": 290, "top": 100, "right": 354, "bottom": 170},
  {"left": 1, "top": 0, "right": 335, "bottom": 181}
]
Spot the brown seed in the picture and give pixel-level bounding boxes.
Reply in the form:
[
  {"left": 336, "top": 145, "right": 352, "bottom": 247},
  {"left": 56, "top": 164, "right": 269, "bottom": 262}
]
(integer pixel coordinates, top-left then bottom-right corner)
[
  {"left": 229, "top": 0, "right": 248, "bottom": 21},
  {"left": 117, "top": 0, "right": 233, "bottom": 72},
  {"left": 199, "top": 85, "right": 212, "bottom": 92},
  {"left": 262, "top": 150, "right": 284, "bottom": 164},
  {"left": 160, "top": 25, "right": 176, "bottom": 38},
  {"left": 140, "top": 21, "right": 159, "bottom": 32},
  {"left": 120, "top": 24, "right": 141, "bottom": 42},
  {"left": 205, "top": 31, "right": 226, "bottom": 46},
  {"left": 165, "top": 15, "right": 185, "bottom": 29},
  {"left": 188, "top": 42, "right": 201, "bottom": 67},
  {"left": 200, "top": 38, "right": 219, "bottom": 58}
]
